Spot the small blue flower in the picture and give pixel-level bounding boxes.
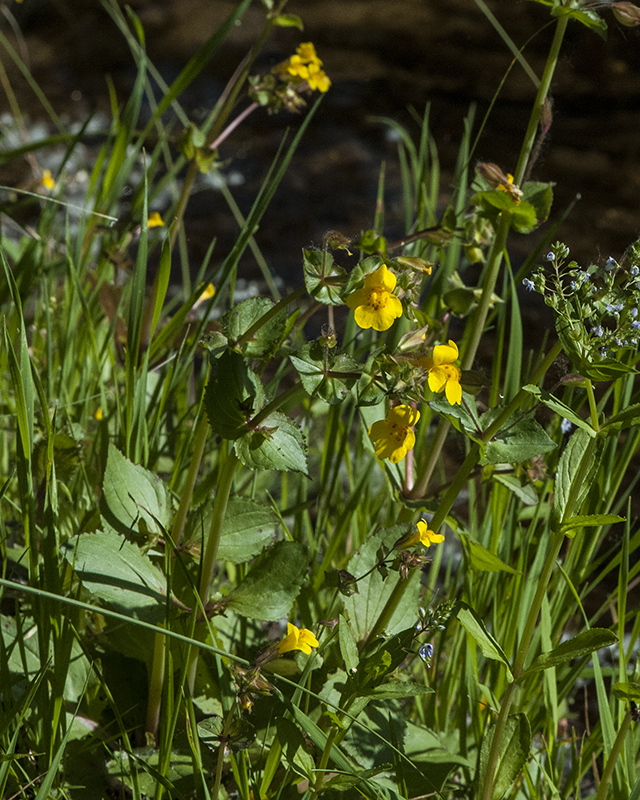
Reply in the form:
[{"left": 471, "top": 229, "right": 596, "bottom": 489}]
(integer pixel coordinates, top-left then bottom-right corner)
[
  {"left": 419, "top": 643, "right": 434, "bottom": 664},
  {"left": 592, "top": 325, "right": 603, "bottom": 337},
  {"left": 560, "top": 418, "right": 573, "bottom": 435},
  {"left": 605, "top": 304, "right": 616, "bottom": 314},
  {"left": 605, "top": 257, "right": 617, "bottom": 271},
  {"left": 570, "top": 280, "right": 577, "bottom": 290},
  {"left": 600, "top": 347, "right": 608, "bottom": 357},
  {"left": 615, "top": 337, "right": 626, "bottom": 347},
  {"left": 546, "top": 252, "right": 555, "bottom": 262},
  {"left": 631, "top": 308, "right": 638, "bottom": 318},
  {"left": 615, "top": 303, "right": 624, "bottom": 311},
  {"left": 631, "top": 266, "right": 639, "bottom": 276},
  {"left": 522, "top": 278, "right": 535, "bottom": 291},
  {"left": 633, "top": 321, "right": 640, "bottom": 330}
]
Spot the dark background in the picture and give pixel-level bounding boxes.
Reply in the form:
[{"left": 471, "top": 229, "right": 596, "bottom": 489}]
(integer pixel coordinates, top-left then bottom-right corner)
[{"left": 3, "top": 0, "right": 640, "bottom": 279}]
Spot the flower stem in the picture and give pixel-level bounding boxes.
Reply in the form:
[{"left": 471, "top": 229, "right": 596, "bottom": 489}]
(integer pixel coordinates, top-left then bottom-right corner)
[
  {"left": 585, "top": 378, "right": 600, "bottom": 431},
  {"left": 594, "top": 711, "right": 633, "bottom": 800},
  {"left": 235, "top": 286, "right": 306, "bottom": 350}
]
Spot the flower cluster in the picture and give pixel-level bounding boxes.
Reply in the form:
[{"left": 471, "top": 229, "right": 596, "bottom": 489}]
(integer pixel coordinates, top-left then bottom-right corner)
[
  {"left": 284, "top": 42, "right": 331, "bottom": 93},
  {"left": 346, "top": 264, "right": 403, "bottom": 331},
  {"left": 525, "top": 241, "right": 640, "bottom": 373}
]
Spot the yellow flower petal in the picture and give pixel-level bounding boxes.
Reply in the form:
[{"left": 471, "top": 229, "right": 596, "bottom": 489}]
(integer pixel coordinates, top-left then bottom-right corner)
[
  {"left": 365, "top": 264, "right": 397, "bottom": 293},
  {"left": 432, "top": 340, "right": 458, "bottom": 367},
  {"left": 428, "top": 366, "right": 447, "bottom": 394},
  {"left": 147, "top": 211, "right": 164, "bottom": 228},
  {"left": 445, "top": 373, "right": 462, "bottom": 405},
  {"left": 388, "top": 404, "right": 420, "bottom": 428}
]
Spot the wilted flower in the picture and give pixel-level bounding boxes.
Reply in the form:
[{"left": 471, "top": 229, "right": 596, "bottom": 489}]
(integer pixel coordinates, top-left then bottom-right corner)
[
  {"left": 276, "top": 623, "right": 319, "bottom": 655},
  {"left": 477, "top": 162, "right": 523, "bottom": 204},
  {"left": 612, "top": 2, "right": 640, "bottom": 26},
  {"left": 346, "top": 264, "right": 403, "bottom": 331},
  {"left": 368, "top": 404, "right": 420, "bottom": 463},
  {"left": 422, "top": 340, "right": 462, "bottom": 405}
]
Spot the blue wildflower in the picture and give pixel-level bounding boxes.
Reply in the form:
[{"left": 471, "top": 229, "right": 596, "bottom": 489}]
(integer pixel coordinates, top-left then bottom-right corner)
[
  {"left": 631, "top": 308, "right": 638, "bottom": 318},
  {"left": 605, "top": 257, "right": 617, "bottom": 271},
  {"left": 631, "top": 266, "right": 639, "bottom": 276},
  {"left": 522, "top": 278, "right": 535, "bottom": 291},
  {"left": 592, "top": 325, "right": 603, "bottom": 337},
  {"left": 633, "top": 321, "right": 640, "bottom": 330},
  {"left": 419, "top": 643, "right": 434, "bottom": 664},
  {"left": 560, "top": 418, "right": 573, "bottom": 435},
  {"left": 546, "top": 252, "right": 555, "bottom": 261}
]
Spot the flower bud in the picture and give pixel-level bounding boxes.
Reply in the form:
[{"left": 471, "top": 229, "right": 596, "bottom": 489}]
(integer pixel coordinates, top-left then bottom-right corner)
[{"left": 613, "top": 2, "right": 640, "bottom": 26}]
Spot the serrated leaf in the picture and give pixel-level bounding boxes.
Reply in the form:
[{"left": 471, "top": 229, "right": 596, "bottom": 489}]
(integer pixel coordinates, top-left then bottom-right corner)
[
  {"left": 483, "top": 416, "right": 556, "bottom": 465},
  {"left": 234, "top": 411, "right": 309, "bottom": 476},
  {"left": 457, "top": 603, "right": 512, "bottom": 676},
  {"left": 185, "top": 497, "right": 276, "bottom": 562},
  {"left": 205, "top": 349, "right": 262, "bottom": 440},
  {"left": 429, "top": 392, "right": 481, "bottom": 437},
  {"left": 519, "top": 629, "right": 617, "bottom": 679},
  {"left": 225, "top": 541, "right": 307, "bottom": 620},
  {"left": 561, "top": 514, "right": 625, "bottom": 538},
  {"left": 551, "top": 428, "right": 604, "bottom": 531},
  {"left": 62, "top": 530, "right": 167, "bottom": 622},
  {"left": 459, "top": 533, "right": 519, "bottom": 574},
  {"left": 339, "top": 615, "right": 360, "bottom": 673},
  {"left": 101, "top": 444, "right": 169, "bottom": 536},
  {"left": 361, "top": 680, "right": 434, "bottom": 699},
  {"left": 478, "top": 714, "right": 531, "bottom": 800},
  {"left": 222, "top": 297, "right": 287, "bottom": 358},
  {"left": 343, "top": 526, "right": 422, "bottom": 640},
  {"left": 523, "top": 384, "right": 596, "bottom": 438},
  {"left": 290, "top": 341, "right": 359, "bottom": 404},
  {"left": 303, "top": 249, "right": 347, "bottom": 304},
  {"left": 493, "top": 473, "right": 539, "bottom": 505}
]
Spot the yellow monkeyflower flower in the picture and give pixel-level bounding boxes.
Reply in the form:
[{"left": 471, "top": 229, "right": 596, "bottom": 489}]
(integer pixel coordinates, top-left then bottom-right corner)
[
  {"left": 147, "top": 211, "right": 164, "bottom": 228},
  {"left": 423, "top": 340, "right": 462, "bottom": 405},
  {"left": 306, "top": 61, "right": 331, "bottom": 93},
  {"left": 396, "top": 519, "right": 445, "bottom": 549},
  {"left": 346, "top": 264, "right": 403, "bottom": 331},
  {"left": 41, "top": 169, "right": 55, "bottom": 190},
  {"left": 276, "top": 623, "right": 319, "bottom": 655},
  {"left": 368, "top": 404, "right": 420, "bottom": 464},
  {"left": 496, "top": 173, "right": 522, "bottom": 205}
]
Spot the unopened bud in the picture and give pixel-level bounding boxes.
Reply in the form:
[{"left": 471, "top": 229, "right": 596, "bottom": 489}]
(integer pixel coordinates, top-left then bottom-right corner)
[
  {"left": 477, "top": 162, "right": 511, "bottom": 188},
  {"left": 613, "top": 2, "right": 640, "bottom": 26},
  {"left": 395, "top": 256, "right": 434, "bottom": 275}
]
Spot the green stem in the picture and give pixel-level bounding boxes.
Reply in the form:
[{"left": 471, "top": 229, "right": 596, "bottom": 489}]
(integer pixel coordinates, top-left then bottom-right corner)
[
  {"left": 309, "top": 726, "right": 340, "bottom": 800},
  {"left": 211, "top": 707, "right": 239, "bottom": 800},
  {"left": 585, "top": 378, "right": 600, "bottom": 431},
  {"left": 594, "top": 711, "right": 632, "bottom": 800},
  {"left": 249, "top": 383, "right": 307, "bottom": 428},
  {"left": 187, "top": 447, "right": 239, "bottom": 691},
  {"left": 367, "top": 443, "right": 481, "bottom": 644}
]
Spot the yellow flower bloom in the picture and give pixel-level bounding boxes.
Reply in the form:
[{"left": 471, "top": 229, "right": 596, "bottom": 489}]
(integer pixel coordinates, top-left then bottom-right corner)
[
  {"left": 276, "top": 623, "right": 319, "bottom": 655},
  {"left": 147, "top": 211, "right": 164, "bottom": 228},
  {"left": 41, "top": 169, "right": 55, "bottom": 190},
  {"left": 306, "top": 62, "right": 331, "bottom": 93},
  {"left": 394, "top": 519, "right": 445, "bottom": 549},
  {"left": 368, "top": 404, "right": 420, "bottom": 464},
  {"left": 346, "top": 264, "right": 403, "bottom": 331},
  {"left": 95, "top": 407, "right": 103, "bottom": 421},
  {"left": 425, "top": 340, "right": 462, "bottom": 405}
]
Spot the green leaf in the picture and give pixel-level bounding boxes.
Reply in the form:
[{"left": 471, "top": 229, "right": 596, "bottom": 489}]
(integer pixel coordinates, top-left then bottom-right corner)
[
  {"left": 101, "top": 444, "right": 169, "bottom": 536},
  {"left": 482, "top": 415, "right": 556, "bottom": 465},
  {"left": 185, "top": 497, "right": 276, "bottom": 563},
  {"left": 560, "top": 514, "right": 625, "bottom": 538},
  {"left": 303, "top": 249, "right": 347, "bottom": 304},
  {"left": 523, "top": 384, "right": 597, "bottom": 438},
  {"left": 343, "top": 526, "right": 422, "bottom": 640},
  {"left": 429, "top": 392, "right": 481, "bottom": 437},
  {"left": 519, "top": 629, "right": 617, "bottom": 679},
  {"left": 584, "top": 360, "right": 636, "bottom": 382},
  {"left": 456, "top": 603, "right": 512, "bottom": 676},
  {"left": 234, "top": 411, "right": 309, "bottom": 476},
  {"left": 478, "top": 713, "right": 531, "bottom": 800},
  {"left": 339, "top": 615, "right": 360, "bottom": 673},
  {"left": 222, "top": 297, "right": 287, "bottom": 358},
  {"left": 290, "top": 341, "right": 359, "bottom": 404},
  {"left": 492, "top": 473, "right": 539, "bottom": 505},
  {"left": 272, "top": 13, "right": 303, "bottom": 29},
  {"left": 459, "top": 533, "right": 519, "bottom": 574},
  {"left": 552, "top": 5, "right": 607, "bottom": 38},
  {"left": 361, "top": 680, "right": 434, "bottom": 699},
  {"left": 62, "top": 530, "right": 168, "bottom": 622},
  {"left": 521, "top": 181, "right": 553, "bottom": 226},
  {"left": 612, "top": 681, "right": 640, "bottom": 703},
  {"left": 509, "top": 200, "right": 538, "bottom": 234},
  {"left": 551, "top": 428, "right": 604, "bottom": 531},
  {"left": 205, "top": 349, "right": 262, "bottom": 440},
  {"left": 225, "top": 541, "right": 307, "bottom": 621},
  {"left": 601, "top": 403, "right": 640, "bottom": 434}
]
